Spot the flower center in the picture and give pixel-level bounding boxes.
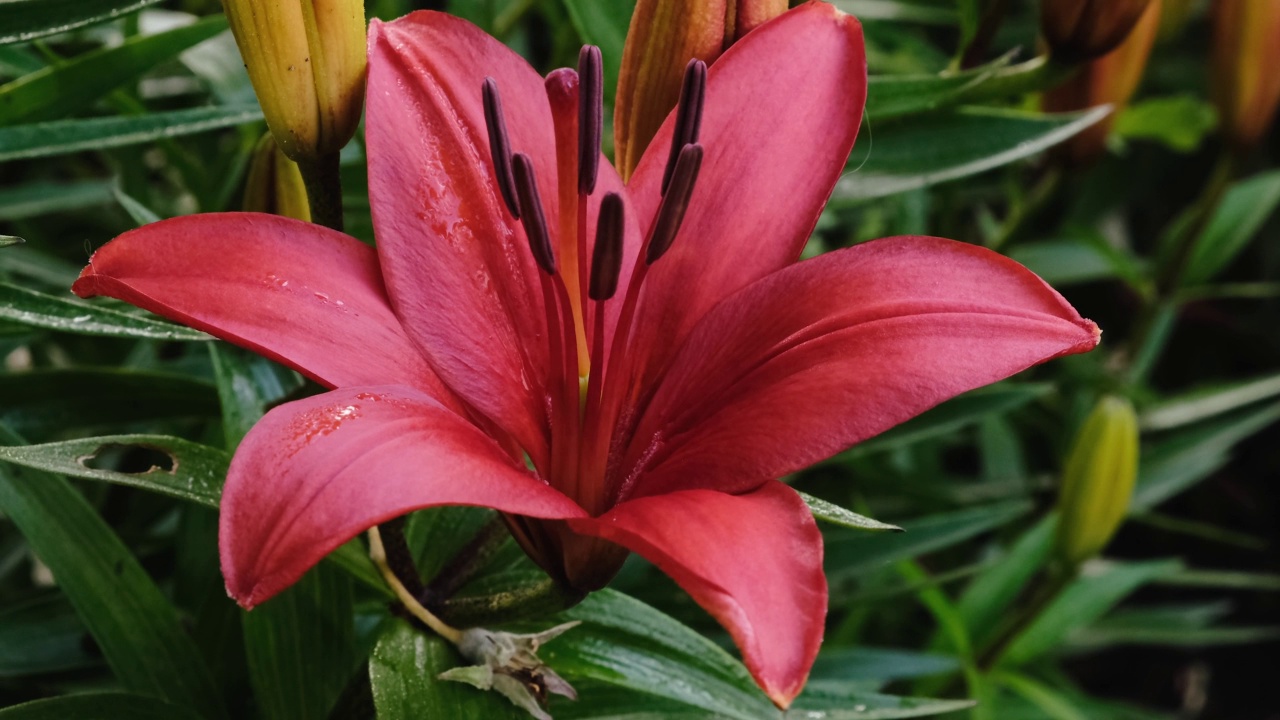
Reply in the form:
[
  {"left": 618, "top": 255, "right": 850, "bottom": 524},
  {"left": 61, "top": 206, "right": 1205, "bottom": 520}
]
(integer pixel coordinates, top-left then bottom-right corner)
[{"left": 482, "top": 51, "right": 706, "bottom": 513}]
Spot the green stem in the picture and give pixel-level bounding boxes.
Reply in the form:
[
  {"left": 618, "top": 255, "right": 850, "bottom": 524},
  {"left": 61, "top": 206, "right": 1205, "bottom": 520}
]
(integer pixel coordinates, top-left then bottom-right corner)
[
  {"left": 297, "top": 151, "right": 345, "bottom": 232},
  {"left": 978, "top": 563, "right": 1073, "bottom": 670},
  {"left": 376, "top": 518, "right": 424, "bottom": 598},
  {"left": 1158, "top": 153, "right": 1236, "bottom": 294},
  {"left": 421, "top": 515, "right": 510, "bottom": 603}
]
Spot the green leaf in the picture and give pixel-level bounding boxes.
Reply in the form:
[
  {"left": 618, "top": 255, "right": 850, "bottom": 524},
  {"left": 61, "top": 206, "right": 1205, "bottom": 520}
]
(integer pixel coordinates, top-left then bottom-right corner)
[
  {"left": 0, "top": 594, "right": 101, "bottom": 677},
  {"left": 113, "top": 186, "right": 163, "bottom": 226},
  {"left": 826, "top": 500, "right": 1033, "bottom": 586},
  {"left": 546, "top": 590, "right": 777, "bottom": 719},
  {"left": 1008, "top": 238, "right": 1126, "bottom": 287},
  {"left": 811, "top": 648, "right": 960, "bottom": 683},
  {"left": 835, "top": 107, "right": 1110, "bottom": 201},
  {"left": 840, "top": 384, "right": 1050, "bottom": 457},
  {"left": 0, "top": 0, "right": 165, "bottom": 45},
  {"left": 1132, "top": 401, "right": 1280, "bottom": 511},
  {"left": 0, "top": 433, "right": 227, "bottom": 506},
  {"left": 998, "top": 559, "right": 1183, "bottom": 666},
  {"left": 0, "top": 105, "right": 262, "bottom": 163},
  {"left": 0, "top": 425, "right": 227, "bottom": 718},
  {"left": 0, "top": 16, "right": 229, "bottom": 124},
  {"left": 0, "top": 369, "right": 220, "bottom": 439},
  {"left": 1113, "top": 95, "right": 1217, "bottom": 153},
  {"left": 1069, "top": 602, "right": 1280, "bottom": 649},
  {"left": 0, "top": 694, "right": 202, "bottom": 720},
  {"left": 0, "top": 179, "right": 115, "bottom": 220},
  {"left": 1182, "top": 169, "right": 1280, "bottom": 285},
  {"left": 244, "top": 564, "right": 357, "bottom": 720},
  {"left": 866, "top": 56, "right": 1009, "bottom": 121},
  {"left": 370, "top": 619, "right": 526, "bottom": 720},
  {"left": 0, "top": 235, "right": 22, "bottom": 248},
  {"left": 793, "top": 685, "right": 975, "bottom": 718},
  {"left": 954, "top": 517, "right": 1056, "bottom": 651},
  {"left": 0, "top": 281, "right": 209, "bottom": 340},
  {"left": 801, "top": 492, "right": 903, "bottom": 532},
  {"left": 831, "top": 0, "right": 958, "bottom": 24},
  {"left": 209, "top": 343, "right": 303, "bottom": 448},
  {"left": 559, "top": 0, "right": 632, "bottom": 102},
  {"left": 1141, "top": 372, "right": 1280, "bottom": 431},
  {"left": 1153, "top": 568, "right": 1280, "bottom": 592}
]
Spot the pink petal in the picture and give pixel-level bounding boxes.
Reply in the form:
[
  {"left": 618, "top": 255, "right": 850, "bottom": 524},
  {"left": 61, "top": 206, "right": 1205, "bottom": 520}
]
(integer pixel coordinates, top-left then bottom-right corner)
[
  {"left": 627, "top": 237, "right": 1100, "bottom": 498},
  {"left": 220, "top": 385, "right": 586, "bottom": 608},
  {"left": 72, "top": 214, "right": 451, "bottom": 401},
  {"left": 569, "top": 481, "right": 825, "bottom": 708},
  {"left": 624, "top": 2, "right": 867, "bottom": 388},
  {"left": 366, "top": 12, "right": 561, "bottom": 461}
]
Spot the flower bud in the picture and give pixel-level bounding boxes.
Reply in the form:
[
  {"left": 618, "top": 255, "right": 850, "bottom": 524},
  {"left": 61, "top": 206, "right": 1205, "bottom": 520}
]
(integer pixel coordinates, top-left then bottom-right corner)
[
  {"left": 1055, "top": 396, "right": 1139, "bottom": 567},
  {"left": 614, "top": 0, "right": 786, "bottom": 180},
  {"left": 1041, "top": 0, "right": 1156, "bottom": 62},
  {"left": 221, "top": 0, "right": 367, "bottom": 161},
  {"left": 1211, "top": 0, "right": 1280, "bottom": 151},
  {"left": 1042, "top": 0, "right": 1161, "bottom": 165},
  {"left": 243, "top": 133, "right": 312, "bottom": 222}
]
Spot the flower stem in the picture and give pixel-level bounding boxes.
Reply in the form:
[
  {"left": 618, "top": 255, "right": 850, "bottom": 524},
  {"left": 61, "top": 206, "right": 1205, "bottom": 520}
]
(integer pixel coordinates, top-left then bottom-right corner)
[
  {"left": 422, "top": 515, "right": 511, "bottom": 602},
  {"left": 296, "top": 151, "right": 344, "bottom": 233},
  {"left": 368, "top": 526, "right": 463, "bottom": 644},
  {"left": 436, "top": 578, "right": 586, "bottom": 628}
]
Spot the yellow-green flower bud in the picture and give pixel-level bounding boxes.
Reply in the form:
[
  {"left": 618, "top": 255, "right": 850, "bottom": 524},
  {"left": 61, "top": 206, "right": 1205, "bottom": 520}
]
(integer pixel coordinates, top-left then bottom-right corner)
[
  {"left": 1211, "top": 0, "right": 1280, "bottom": 152},
  {"left": 1055, "top": 396, "right": 1139, "bottom": 566},
  {"left": 1042, "top": 0, "right": 1161, "bottom": 166},
  {"left": 243, "top": 133, "right": 312, "bottom": 222},
  {"left": 614, "top": 0, "right": 786, "bottom": 180},
  {"left": 1041, "top": 0, "right": 1156, "bottom": 62},
  {"left": 221, "top": 0, "right": 367, "bottom": 161}
]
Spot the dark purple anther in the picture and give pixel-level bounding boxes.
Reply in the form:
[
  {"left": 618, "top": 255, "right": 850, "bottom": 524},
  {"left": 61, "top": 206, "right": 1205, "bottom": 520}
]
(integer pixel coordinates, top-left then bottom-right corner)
[
  {"left": 482, "top": 77, "right": 521, "bottom": 218},
  {"left": 647, "top": 144, "right": 703, "bottom": 265},
  {"left": 661, "top": 59, "right": 707, "bottom": 196},
  {"left": 511, "top": 153, "right": 557, "bottom": 275},
  {"left": 578, "top": 45, "right": 603, "bottom": 195},
  {"left": 589, "top": 193, "right": 625, "bottom": 301}
]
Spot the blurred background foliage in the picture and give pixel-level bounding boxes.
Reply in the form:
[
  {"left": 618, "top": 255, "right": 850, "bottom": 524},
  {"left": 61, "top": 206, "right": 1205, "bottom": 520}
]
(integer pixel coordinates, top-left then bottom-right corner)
[{"left": 0, "top": 0, "right": 1277, "bottom": 718}]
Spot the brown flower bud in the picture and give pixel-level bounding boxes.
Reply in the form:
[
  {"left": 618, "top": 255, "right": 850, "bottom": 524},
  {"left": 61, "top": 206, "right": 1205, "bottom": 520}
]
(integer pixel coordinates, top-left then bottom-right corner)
[
  {"left": 1041, "top": 0, "right": 1156, "bottom": 62},
  {"left": 221, "top": 0, "right": 367, "bottom": 161},
  {"left": 1211, "top": 0, "right": 1280, "bottom": 151},
  {"left": 614, "top": 0, "right": 786, "bottom": 180}
]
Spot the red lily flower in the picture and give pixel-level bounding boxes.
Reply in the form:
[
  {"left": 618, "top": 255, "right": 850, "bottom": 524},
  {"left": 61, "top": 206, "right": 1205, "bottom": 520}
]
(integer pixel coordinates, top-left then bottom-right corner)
[{"left": 73, "top": 2, "right": 1098, "bottom": 707}]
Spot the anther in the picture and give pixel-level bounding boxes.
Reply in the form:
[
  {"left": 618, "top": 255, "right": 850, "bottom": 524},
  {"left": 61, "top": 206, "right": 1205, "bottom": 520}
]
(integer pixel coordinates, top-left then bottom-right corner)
[
  {"left": 511, "top": 153, "right": 557, "bottom": 275},
  {"left": 588, "top": 193, "right": 625, "bottom": 301},
  {"left": 661, "top": 60, "right": 707, "bottom": 196},
  {"left": 577, "top": 45, "right": 603, "bottom": 195},
  {"left": 482, "top": 77, "right": 521, "bottom": 218},
  {"left": 646, "top": 144, "right": 703, "bottom": 265}
]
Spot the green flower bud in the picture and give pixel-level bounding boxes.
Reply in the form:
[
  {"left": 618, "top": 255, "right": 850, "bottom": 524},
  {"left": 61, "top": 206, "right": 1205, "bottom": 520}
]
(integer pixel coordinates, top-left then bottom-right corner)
[
  {"left": 1055, "top": 396, "right": 1139, "bottom": 566},
  {"left": 221, "top": 0, "right": 367, "bottom": 161},
  {"left": 243, "top": 133, "right": 312, "bottom": 221}
]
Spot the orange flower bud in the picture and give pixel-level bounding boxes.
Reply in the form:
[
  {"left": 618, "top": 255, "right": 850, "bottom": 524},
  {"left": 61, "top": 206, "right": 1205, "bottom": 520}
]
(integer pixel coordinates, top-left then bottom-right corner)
[
  {"left": 1211, "top": 0, "right": 1280, "bottom": 151},
  {"left": 1042, "top": 0, "right": 1161, "bottom": 165},
  {"left": 243, "top": 133, "right": 312, "bottom": 222},
  {"left": 614, "top": 0, "right": 786, "bottom": 180},
  {"left": 1041, "top": 0, "right": 1155, "bottom": 62},
  {"left": 222, "top": 0, "right": 367, "bottom": 161}
]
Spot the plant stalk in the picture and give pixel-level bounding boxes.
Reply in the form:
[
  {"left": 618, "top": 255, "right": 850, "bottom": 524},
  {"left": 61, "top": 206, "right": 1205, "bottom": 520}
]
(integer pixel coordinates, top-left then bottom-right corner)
[{"left": 297, "top": 151, "right": 345, "bottom": 232}]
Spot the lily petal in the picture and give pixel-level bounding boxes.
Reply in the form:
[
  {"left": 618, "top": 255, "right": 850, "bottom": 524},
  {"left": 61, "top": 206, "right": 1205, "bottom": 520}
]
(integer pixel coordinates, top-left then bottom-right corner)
[
  {"left": 72, "top": 213, "right": 450, "bottom": 400},
  {"left": 627, "top": 237, "right": 1101, "bottom": 498},
  {"left": 366, "top": 12, "right": 560, "bottom": 461},
  {"left": 568, "top": 481, "right": 825, "bottom": 709},
  {"left": 220, "top": 385, "right": 586, "bottom": 608},
  {"left": 625, "top": 1, "right": 867, "bottom": 388}
]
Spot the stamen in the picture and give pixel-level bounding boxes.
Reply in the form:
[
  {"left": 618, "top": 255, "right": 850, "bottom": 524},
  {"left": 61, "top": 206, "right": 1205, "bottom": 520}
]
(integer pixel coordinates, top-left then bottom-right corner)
[
  {"left": 577, "top": 45, "right": 603, "bottom": 195},
  {"left": 511, "top": 153, "right": 557, "bottom": 275},
  {"left": 646, "top": 144, "right": 703, "bottom": 265},
  {"left": 482, "top": 77, "right": 521, "bottom": 218},
  {"left": 661, "top": 60, "right": 707, "bottom": 196},
  {"left": 588, "top": 193, "right": 625, "bottom": 301}
]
